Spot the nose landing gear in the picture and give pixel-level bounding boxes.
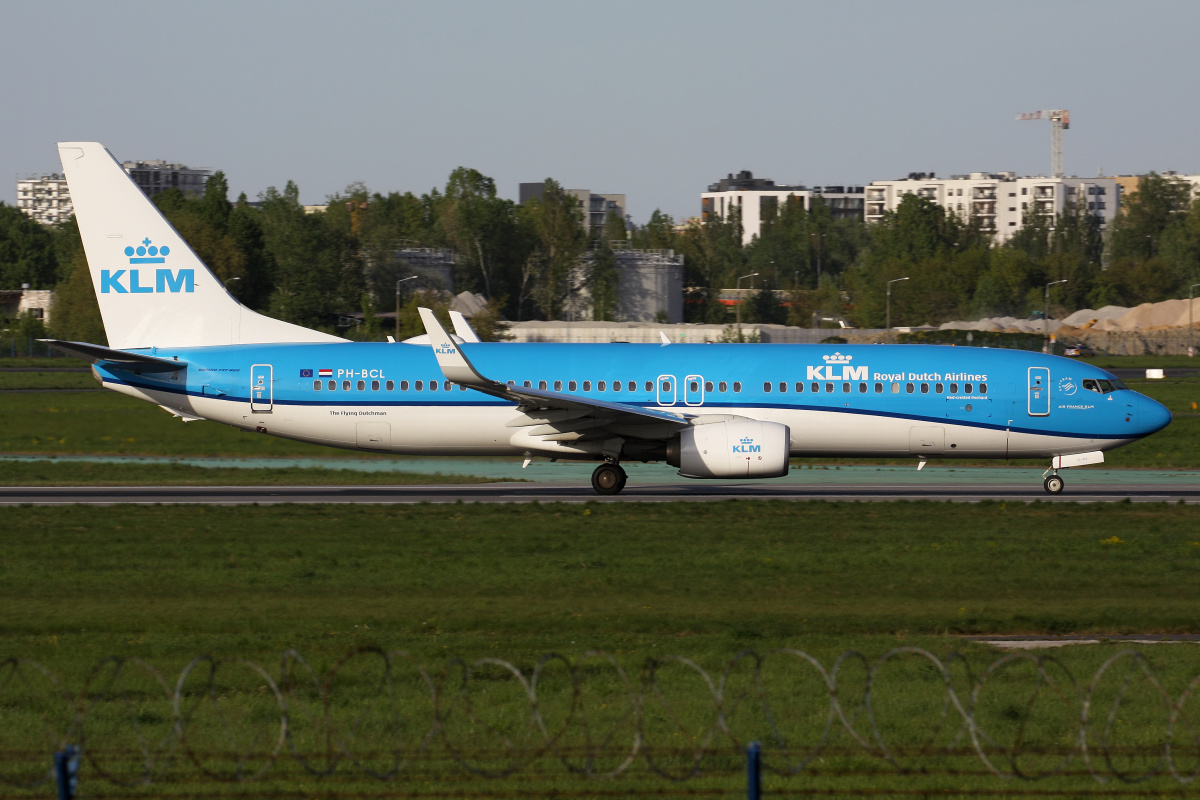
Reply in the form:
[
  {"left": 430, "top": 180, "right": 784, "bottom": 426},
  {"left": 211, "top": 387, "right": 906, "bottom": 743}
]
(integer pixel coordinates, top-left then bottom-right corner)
[
  {"left": 1043, "top": 472, "right": 1065, "bottom": 494},
  {"left": 591, "top": 463, "right": 628, "bottom": 495}
]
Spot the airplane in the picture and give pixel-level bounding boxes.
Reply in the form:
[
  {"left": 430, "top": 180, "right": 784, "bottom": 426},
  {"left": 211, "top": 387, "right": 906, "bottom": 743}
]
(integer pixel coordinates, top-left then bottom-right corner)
[{"left": 44, "top": 142, "right": 1171, "bottom": 496}]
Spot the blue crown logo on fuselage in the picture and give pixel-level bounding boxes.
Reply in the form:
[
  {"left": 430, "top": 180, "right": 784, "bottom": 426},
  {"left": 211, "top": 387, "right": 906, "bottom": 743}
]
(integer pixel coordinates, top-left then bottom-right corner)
[{"left": 125, "top": 237, "right": 170, "bottom": 264}]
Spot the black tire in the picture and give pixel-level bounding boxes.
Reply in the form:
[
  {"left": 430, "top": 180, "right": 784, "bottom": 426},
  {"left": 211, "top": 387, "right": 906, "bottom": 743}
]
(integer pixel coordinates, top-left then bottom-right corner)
[
  {"left": 1044, "top": 475, "right": 1064, "bottom": 495},
  {"left": 592, "top": 464, "right": 626, "bottom": 495}
]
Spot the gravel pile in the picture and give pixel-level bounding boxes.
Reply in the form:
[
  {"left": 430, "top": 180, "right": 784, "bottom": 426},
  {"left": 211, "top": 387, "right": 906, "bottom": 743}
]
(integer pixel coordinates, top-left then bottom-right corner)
[{"left": 940, "top": 298, "right": 1200, "bottom": 334}]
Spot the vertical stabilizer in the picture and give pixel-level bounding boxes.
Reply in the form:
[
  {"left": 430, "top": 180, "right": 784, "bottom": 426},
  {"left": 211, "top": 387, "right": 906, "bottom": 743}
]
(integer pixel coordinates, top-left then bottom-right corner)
[{"left": 57, "top": 142, "right": 344, "bottom": 349}]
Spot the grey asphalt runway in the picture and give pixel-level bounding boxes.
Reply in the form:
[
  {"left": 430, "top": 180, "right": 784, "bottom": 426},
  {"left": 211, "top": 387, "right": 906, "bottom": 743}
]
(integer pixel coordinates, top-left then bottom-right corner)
[{"left": 3, "top": 480, "right": 1198, "bottom": 505}]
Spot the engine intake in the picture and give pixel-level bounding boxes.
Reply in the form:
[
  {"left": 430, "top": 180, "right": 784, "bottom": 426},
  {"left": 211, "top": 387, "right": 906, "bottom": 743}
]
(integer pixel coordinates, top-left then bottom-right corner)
[{"left": 667, "top": 419, "right": 790, "bottom": 479}]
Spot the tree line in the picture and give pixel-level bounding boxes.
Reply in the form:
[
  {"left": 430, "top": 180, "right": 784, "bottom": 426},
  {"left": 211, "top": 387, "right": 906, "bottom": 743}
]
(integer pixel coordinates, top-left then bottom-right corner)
[{"left": 2, "top": 170, "right": 1199, "bottom": 345}]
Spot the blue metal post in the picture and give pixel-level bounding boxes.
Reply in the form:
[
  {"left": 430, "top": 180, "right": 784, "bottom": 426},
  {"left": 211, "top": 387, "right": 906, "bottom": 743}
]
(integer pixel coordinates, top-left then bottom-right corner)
[
  {"left": 54, "top": 746, "right": 80, "bottom": 800},
  {"left": 747, "top": 740, "right": 762, "bottom": 800}
]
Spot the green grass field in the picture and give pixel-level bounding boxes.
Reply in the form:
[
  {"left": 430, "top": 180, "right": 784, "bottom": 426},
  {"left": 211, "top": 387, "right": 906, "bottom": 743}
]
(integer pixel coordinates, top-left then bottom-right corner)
[{"left": 2, "top": 502, "right": 1200, "bottom": 797}]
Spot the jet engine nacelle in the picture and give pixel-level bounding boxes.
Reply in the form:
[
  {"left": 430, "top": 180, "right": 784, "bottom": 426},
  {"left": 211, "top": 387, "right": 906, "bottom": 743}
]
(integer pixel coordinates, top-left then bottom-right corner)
[{"left": 667, "top": 419, "right": 790, "bottom": 479}]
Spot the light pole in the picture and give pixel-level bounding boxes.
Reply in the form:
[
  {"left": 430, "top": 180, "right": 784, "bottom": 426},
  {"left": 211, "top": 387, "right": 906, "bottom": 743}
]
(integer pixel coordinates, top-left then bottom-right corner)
[
  {"left": 1044, "top": 279, "right": 1067, "bottom": 354},
  {"left": 886, "top": 277, "right": 909, "bottom": 334},
  {"left": 395, "top": 275, "right": 419, "bottom": 339},
  {"left": 811, "top": 233, "right": 825, "bottom": 287},
  {"left": 737, "top": 272, "right": 758, "bottom": 339},
  {"left": 1190, "top": 282, "right": 1200, "bottom": 357}
]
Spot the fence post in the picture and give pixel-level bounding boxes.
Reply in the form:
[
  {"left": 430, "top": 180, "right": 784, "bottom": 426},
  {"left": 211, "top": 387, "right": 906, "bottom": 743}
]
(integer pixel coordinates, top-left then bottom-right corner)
[
  {"left": 54, "top": 745, "right": 80, "bottom": 800},
  {"left": 747, "top": 740, "right": 762, "bottom": 800}
]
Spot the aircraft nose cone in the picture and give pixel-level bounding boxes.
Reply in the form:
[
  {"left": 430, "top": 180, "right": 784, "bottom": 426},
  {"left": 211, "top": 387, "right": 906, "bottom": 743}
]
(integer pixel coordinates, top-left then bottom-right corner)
[{"left": 1136, "top": 393, "right": 1171, "bottom": 435}]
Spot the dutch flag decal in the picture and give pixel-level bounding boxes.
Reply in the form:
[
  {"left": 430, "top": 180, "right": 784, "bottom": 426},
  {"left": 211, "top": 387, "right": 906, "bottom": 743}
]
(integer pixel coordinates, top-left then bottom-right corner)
[{"left": 318, "top": 369, "right": 333, "bottom": 377}]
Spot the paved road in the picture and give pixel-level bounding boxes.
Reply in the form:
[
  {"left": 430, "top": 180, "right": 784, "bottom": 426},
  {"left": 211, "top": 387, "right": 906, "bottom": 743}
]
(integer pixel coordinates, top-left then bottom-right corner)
[{"left": 4, "top": 480, "right": 1198, "bottom": 505}]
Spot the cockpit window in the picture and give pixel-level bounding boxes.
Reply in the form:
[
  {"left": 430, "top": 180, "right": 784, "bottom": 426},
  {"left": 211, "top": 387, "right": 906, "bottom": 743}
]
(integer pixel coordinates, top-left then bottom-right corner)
[{"left": 1083, "top": 378, "right": 1122, "bottom": 394}]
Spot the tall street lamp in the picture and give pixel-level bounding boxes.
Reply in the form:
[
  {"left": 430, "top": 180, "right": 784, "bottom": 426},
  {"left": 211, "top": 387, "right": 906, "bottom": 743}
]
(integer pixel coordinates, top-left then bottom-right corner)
[
  {"left": 1044, "top": 279, "right": 1067, "bottom": 354},
  {"left": 1190, "top": 282, "right": 1200, "bottom": 357},
  {"left": 736, "top": 272, "right": 758, "bottom": 339},
  {"left": 395, "top": 275, "right": 419, "bottom": 339},
  {"left": 886, "top": 276, "right": 909, "bottom": 334},
  {"left": 811, "top": 233, "right": 825, "bottom": 287}
]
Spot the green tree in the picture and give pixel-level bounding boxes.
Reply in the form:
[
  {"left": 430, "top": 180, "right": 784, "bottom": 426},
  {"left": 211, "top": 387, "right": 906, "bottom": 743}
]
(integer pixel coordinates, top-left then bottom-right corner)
[
  {"left": 0, "top": 203, "right": 58, "bottom": 289},
  {"left": 520, "top": 179, "right": 586, "bottom": 319}
]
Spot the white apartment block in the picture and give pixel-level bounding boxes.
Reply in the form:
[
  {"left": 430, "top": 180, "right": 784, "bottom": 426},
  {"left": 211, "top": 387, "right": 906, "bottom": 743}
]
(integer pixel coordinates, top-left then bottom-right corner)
[
  {"left": 16, "top": 161, "right": 210, "bottom": 225},
  {"left": 701, "top": 171, "right": 864, "bottom": 245},
  {"left": 15, "top": 174, "right": 72, "bottom": 225},
  {"left": 865, "top": 171, "right": 1120, "bottom": 241}
]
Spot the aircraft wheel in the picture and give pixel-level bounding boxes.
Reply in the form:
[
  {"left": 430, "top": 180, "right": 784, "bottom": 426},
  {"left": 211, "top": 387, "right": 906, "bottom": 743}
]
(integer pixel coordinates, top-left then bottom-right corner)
[
  {"left": 592, "top": 463, "right": 627, "bottom": 495},
  {"left": 1044, "top": 475, "right": 1065, "bottom": 495}
]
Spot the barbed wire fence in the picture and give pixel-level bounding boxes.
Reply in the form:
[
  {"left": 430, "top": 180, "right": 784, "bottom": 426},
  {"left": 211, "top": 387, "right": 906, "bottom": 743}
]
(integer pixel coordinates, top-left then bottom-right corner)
[{"left": 3, "top": 647, "right": 1200, "bottom": 797}]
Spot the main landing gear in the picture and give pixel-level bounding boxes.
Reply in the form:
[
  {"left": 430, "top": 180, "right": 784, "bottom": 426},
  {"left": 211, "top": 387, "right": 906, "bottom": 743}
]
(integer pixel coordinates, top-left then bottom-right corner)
[
  {"left": 1043, "top": 470, "right": 1065, "bottom": 495},
  {"left": 591, "top": 462, "right": 627, "bottom": 495}
]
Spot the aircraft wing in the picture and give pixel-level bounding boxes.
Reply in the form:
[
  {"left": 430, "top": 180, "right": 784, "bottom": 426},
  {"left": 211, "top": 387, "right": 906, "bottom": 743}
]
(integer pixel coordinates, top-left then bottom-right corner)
[
  {"left": 417, "top": 308, "right": 690, "bottom": 436},
  {"left": 40, "top": 339, "right": 187, "bottom": 372}
]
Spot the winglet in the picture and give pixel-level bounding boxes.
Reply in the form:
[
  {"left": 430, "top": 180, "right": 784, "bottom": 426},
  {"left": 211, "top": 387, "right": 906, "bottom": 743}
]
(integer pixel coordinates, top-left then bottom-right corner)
[
  {"left": 659, "top": 331, "right": 671, "bottom": 346},
  {"left": 449, "top": 310, "right": 482, "bottom": 343},
  {"left": 417, "top": 307, "right": 492, "bottom": 388}
]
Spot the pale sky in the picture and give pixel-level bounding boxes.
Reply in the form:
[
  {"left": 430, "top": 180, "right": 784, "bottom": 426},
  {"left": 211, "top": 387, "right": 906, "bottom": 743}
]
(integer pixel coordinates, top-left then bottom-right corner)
[{"left": 3, "top": 0, "right": 1197, "bottom": 223}]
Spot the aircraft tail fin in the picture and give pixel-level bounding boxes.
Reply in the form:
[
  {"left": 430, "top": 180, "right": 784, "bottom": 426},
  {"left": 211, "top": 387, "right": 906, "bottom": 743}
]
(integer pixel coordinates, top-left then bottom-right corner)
[{"left": 57, "top": 142, "right": 343, "bottom": 349}]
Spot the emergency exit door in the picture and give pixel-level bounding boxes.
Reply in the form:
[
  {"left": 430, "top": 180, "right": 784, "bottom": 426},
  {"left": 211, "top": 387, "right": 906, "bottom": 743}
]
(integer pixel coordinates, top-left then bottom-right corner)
[
  {"left": 1027, "top": 367, "right": 1049, "bottom": 416},
  {"left": 250, "top": 364, "right": 273, "bottom": 412}
]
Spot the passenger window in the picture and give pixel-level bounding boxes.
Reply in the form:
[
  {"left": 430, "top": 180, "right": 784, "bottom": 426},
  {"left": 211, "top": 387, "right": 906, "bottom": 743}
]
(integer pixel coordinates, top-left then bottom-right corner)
[
  {"left": 356, "top": 380, "right": 365, "bottom": 391},
  {"left": 628, "top": 381, "right": 636, "bottom": 391},
  {"left": 313, "top": 380, "right": 321, "bottom": 390},
  {"left": 779, "top": 381, "right": 787, "bottom": 393},
  {"left": 949, "top": 382, "right": 958, "bottom": 393},
  {"left": 415, "top": 380, "right": 423, "bottom": 390},
  {"left": 763, "top": 382, "right": 772, "bottom": 392},
  {"left": 371, "top": 380, "right": 380, "bottom": 391},
  {"left": 444, "top": 380, "right": 452, "bottom": 391},
  {"left": 842, "top": 382, "right": 850, "bottom": 393},
  {"left": 920, "top": 383, "right": 929, "bottom": 393},
  {"left": 613, "top": 381, "right": 621, "bottom": 392},
  {"left": 459, "top": 384, "right": 467, "bottom": 391},
  {"left": 859, "top": 382, "right": 867, "bottom": 393},
  {"left": 718, "top": 381, "right": 728, "bottom": 392},
  {"left": 569, "top": 380, "right": 577, "bottom": 391},
  {"left": 906, "top": 382, "right": 914, "bottom": 393},
  {"left": 874, "top": 382, "right": 882, "bottom": 393},
  {"left": 400, "top": 380, "right": 409, "bottom": 391},
  {"left": 825, "top": 382, "right": 834, "bottom": 393},
  {"left": 692, "top": 380, "right": 701, "bottom": 392},
  {"left": 733, "top": 382, "right": 742, "bottom": 393},
  {"left": 644, "top": 380, "right": 653, "bottom": 392},
  {"left": 523, "top": 380, "right": 532, "bottom": 388},
  {"left": 662, "top": 381, "right": 671, "bottom": 392},
  {"left": 328, "top": 380, "right": 336, "bottom": 390},
  {"left": 891, "top": 382, "right": 900, "bottom": 393},
  {"left": 386, "top": 380, "right": 394, "bottom": 391},
  {"left": 795, "top": 382, "right": 805, "bottom": 393},
  {"left": 429, "top": 380, "right": 438, "bottom": 391},
  {"left": 554, "top": 380, "right": 562, "bottom": 391},
  {"left": 935, "top": 383, "right": 943, "bottom": 393},
  {"left": 599, "top": 380, "right": 607, "bottom": 391},
  {"left": 964, "top": 383, "right": 972, "bottom": 393},
  {"left": 705, "top": 381, "right": 714, "bottom": 392},
  {"left": 812, "top": 382, "right": 820, "bottom": 393},
  {"left": 980, "top": 382, "right": 988, "bottom": 393},
  {"left": 539, "top": 380, "right": 547, "bottom": 390},
  {"left": 343, "top": 380, "right": 351, "bottom": 391}
]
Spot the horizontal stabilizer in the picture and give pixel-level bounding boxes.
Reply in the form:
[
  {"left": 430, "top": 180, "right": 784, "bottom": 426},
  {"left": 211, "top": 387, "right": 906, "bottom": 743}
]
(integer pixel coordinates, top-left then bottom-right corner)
[{"left": 39, "top": 339, "right": 186, "bottom": 372}]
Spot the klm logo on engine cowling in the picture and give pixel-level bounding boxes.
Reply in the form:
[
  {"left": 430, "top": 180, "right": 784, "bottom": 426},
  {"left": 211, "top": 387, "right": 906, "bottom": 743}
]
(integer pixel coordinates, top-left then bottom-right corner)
[
  {"left": 101, "top": 238, "right": 194, "bottom": 294},
  {"left": 434, "top": 341, "right": 457, "bottom": 355},
  {"left": 807, "top": 352, "right": 867, "bottom": 381},
  {"left": 732, "top": 436, "right": 761, "bottom": 454}
]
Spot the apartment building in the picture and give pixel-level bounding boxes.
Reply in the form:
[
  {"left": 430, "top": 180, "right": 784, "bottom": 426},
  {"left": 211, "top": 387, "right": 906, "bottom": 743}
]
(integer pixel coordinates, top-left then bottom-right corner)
[
  {"left": 519, "top": 183, "right": 626, "bottom": 235},
  {"left": 701, "top": 171, "right": 865, "bottom": 245},
  {"left": 865, "top": 171, "right": 1120, "bottom": 240},
  {"left": 14, "top": 174, "right": 72, "bottom": 225}
]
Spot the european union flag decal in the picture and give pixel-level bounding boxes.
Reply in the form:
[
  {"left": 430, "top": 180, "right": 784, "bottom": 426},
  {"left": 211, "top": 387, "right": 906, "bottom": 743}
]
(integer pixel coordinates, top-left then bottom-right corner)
[{"left": 300, "top": 369, "right": 313, "bottom": 378}]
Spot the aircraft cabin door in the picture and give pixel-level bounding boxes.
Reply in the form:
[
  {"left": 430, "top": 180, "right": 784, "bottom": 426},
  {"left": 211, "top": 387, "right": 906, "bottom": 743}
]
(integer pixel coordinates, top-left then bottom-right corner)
[
  {"left": 656, "top": 374, "right": 676, "bottom": 406},
  {"left": 684, "top": 374, "right": 705, "bottom": 406},
  {"left": 250, "top": 364, "right": 273, "bottom": 412},
  {"left": 1027, "top": 367, "right": 1050, "bottom": 416}
]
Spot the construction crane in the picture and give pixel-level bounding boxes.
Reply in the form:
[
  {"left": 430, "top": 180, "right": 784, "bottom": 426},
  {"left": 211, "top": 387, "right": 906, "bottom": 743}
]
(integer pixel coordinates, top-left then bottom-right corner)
[{"left": 1016, "top": 109, "right": 1070, "bottom": 178}]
